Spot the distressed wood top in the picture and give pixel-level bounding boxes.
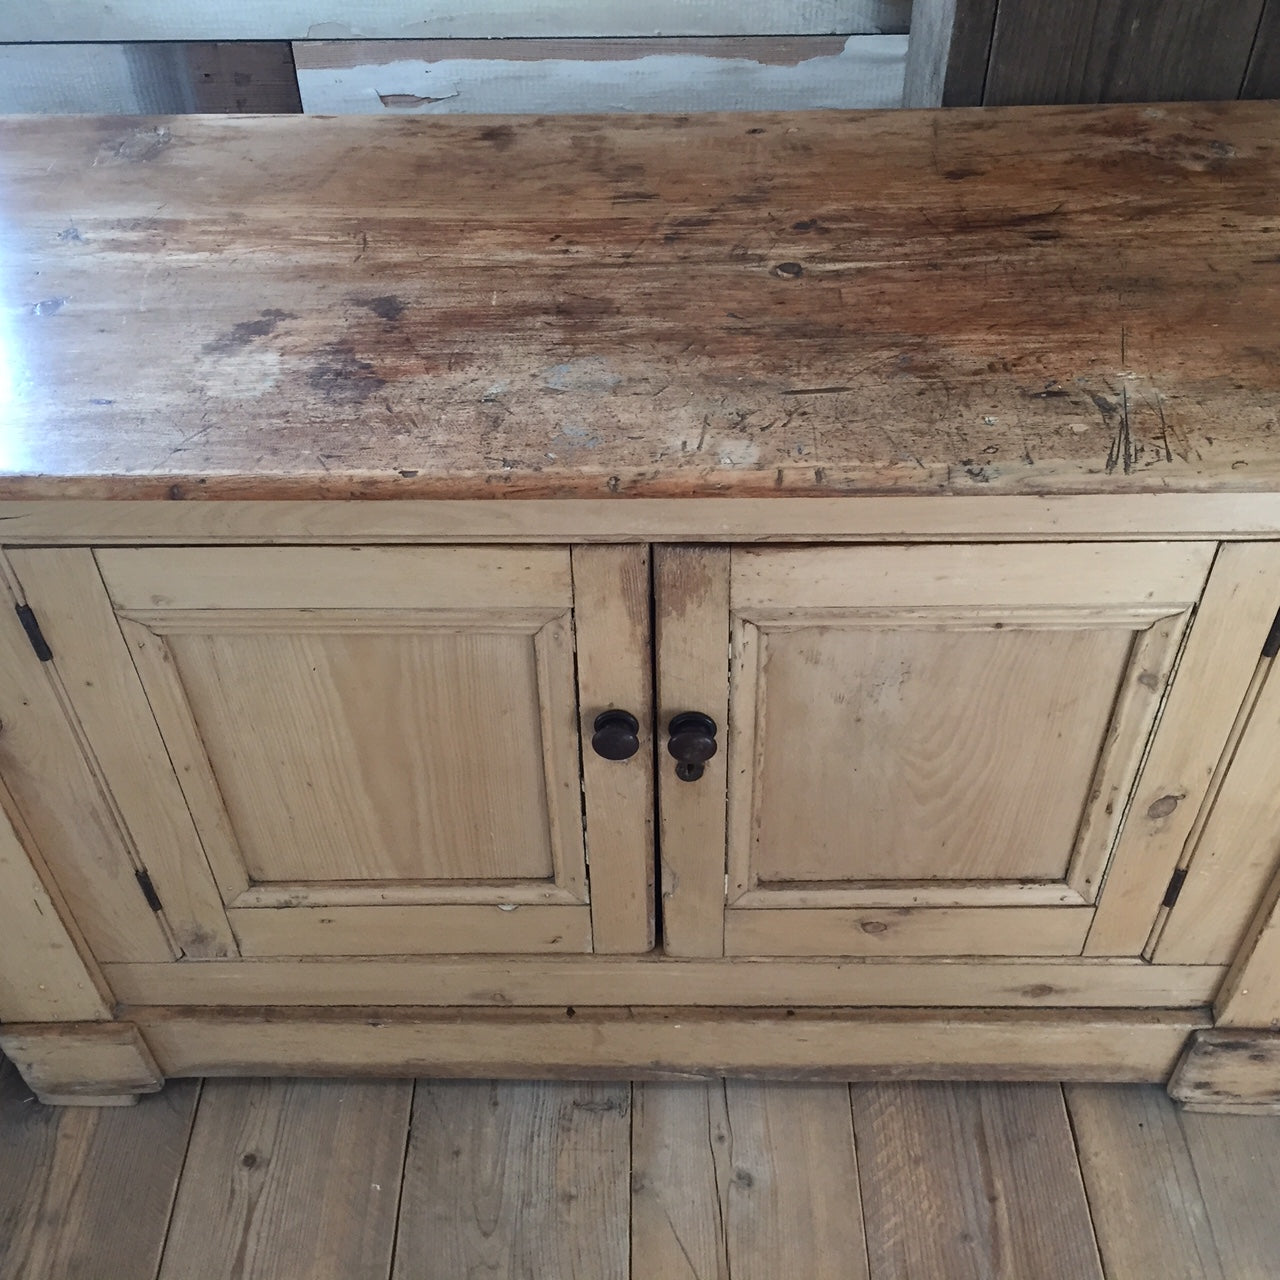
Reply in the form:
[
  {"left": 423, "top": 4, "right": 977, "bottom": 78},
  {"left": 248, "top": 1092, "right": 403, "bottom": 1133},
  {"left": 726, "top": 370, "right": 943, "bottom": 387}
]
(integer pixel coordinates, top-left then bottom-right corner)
[{"left": 0, "top": 104, "right": 1278, "bottom": 500}]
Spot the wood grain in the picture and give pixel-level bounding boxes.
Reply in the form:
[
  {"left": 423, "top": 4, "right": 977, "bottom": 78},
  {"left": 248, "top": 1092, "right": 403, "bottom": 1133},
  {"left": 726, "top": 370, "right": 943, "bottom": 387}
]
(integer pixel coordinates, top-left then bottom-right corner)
[
  {"left": 1243, "top": 0, "right": 1280, "bottom": 96},
  {"left": 8, "top": 494, "right": 1280, "bottom": 544},
  {"left": 1086, "top": 543, "right": 1280, "bottom": 956},
  {"left": 135, "top": 1006, "right": 1204, "bottom": 1081},
  {"left": 0, "top": 794, "right": 111, "bottom": 1023},
  {"left": 102, "top": 955, "right": 1226, "bottom": 1009},
  {"left": 985, "top": 0, "right": 1265, "bottom": 105},
  {"left": 1067, "top": 1085, "right": 1226, "bottom": 1280},
  {"left": 6, "top": 548, "right": 236, "bottom": 959},
  {"left": 746, "top": 624, "right": 1132, "bottom": 885},
  {"left": 1169, "top": 1030, "right": 1280, "bottom": 1110},
  {"left": 393, "top": 1081, "right": 629, "bottom": 1280},
  {"left": 0, "top": 1055, "right": 197, "bottom": 1279},
  {"left": 853, "top": 1082, "right": 1104, "bottom": 1280},
  {"left": 655, "top": 547, "right": 730, "bottom": 957},
  {"left": 633, "top": 1081, "right": 867, "bottom": 1280},
  {"left": 0, "top": 563, "right": 174, "bottom": 964},
  {"left": 159, "top": 1077, "right": 411, "bottom": 1280},
  {"left": 573, "top": 545, "right": 655, "bottom": 953},
  {"left": 1178, "top": 1101, "right": 1280, "bottom": 1273},
  {"left": 0, "top": 1022, "right": 162, "bottom": 1103},
  {"left": 2, "top": 105, "right": 1280, "bottom": 500},
  {"left": 1157, "top": 657, "right": 1280, "bottom": 966}
]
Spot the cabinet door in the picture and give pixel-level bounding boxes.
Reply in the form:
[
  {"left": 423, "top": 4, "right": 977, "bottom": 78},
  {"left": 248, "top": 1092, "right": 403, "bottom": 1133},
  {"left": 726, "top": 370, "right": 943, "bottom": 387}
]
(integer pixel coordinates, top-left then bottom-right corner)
[
  {"left": 5, "top": 546, "right": 652, "bottom": 960},
  {"left": 657, "top": 542, "right": 1278, "bottom": 960}
]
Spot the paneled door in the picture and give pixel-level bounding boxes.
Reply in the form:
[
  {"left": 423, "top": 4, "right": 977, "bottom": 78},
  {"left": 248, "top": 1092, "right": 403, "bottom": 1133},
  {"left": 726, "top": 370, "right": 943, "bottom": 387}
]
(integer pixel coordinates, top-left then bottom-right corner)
[
  {"left": 656, "top": 543, "right": 1279, "bottom": 960},
  {"left": 5, "top": 545, "right": 652, "bottom": 961}
]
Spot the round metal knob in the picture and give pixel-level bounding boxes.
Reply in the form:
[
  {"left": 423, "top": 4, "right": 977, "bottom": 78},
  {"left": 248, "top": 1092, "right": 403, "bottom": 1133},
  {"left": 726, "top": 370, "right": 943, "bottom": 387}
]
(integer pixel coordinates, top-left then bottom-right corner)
[
  {"left": 591, "top": 710, "right": 641, "bottom": 761},
  {"left": 667, "top": 712, "right": 718, "bottom": 782}
]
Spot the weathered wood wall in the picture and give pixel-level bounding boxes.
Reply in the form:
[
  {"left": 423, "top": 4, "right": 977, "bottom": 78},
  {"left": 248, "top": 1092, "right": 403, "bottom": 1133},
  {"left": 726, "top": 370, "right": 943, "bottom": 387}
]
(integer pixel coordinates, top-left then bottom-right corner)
[{"left": 907, "top": 0, "right": 1280, "bottom": 106}]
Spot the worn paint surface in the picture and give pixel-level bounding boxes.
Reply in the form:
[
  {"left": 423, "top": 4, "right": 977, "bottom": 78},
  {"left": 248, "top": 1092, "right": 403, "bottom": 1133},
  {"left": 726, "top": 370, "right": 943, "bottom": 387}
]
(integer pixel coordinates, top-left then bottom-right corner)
[
  {"left": 0, "top": 104, "right": 1278, "bottom": 499},
  {"left": 0, "top": 0, "right": 912, "bottom": 41},
  {"left": 293, "top": 36, "right": 908, "bottom": 114}
]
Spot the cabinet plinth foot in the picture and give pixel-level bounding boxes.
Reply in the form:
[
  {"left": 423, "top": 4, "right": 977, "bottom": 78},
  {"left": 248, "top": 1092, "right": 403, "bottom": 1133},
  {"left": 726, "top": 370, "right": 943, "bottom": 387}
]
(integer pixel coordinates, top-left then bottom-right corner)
[
  {"left": 0, "top": 1020, "right": 162, "bottom": 1107},
  {"left": 1168, "top": 1028, "right": 1280, "bottom": 1113}
]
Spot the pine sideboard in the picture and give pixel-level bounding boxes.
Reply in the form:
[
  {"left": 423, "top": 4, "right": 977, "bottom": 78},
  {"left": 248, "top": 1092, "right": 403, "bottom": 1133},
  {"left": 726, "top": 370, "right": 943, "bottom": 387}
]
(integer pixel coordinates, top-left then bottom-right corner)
[{"left": 1, "top": 104, "right": 1280, "bottom": 1109}]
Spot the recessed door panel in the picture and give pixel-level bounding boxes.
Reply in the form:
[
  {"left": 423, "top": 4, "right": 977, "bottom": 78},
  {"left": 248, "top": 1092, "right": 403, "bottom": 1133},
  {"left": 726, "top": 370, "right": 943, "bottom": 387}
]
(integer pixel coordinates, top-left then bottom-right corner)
[
  {"left": 748, "top": 622, "right": 1134, "bottom": 886},
  {"left": 163, "top": 627, "right": 559, "bottom": 886},
  {"left": 658, "top": 541, "right": 1241, "bottom": 959},
  {"left": 7, "top": 545, "right": 653, "bottom": 964}
]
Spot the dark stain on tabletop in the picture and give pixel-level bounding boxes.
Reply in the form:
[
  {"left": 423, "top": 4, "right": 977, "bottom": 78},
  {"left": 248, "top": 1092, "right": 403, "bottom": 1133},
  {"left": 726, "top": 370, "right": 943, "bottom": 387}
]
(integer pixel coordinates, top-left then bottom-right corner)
[
  {"left": 353, "top": 294, "right": 408, "bottom": 322},
  {"left": 203, "top": 308, "right": 297, "bottom": 355},
  {"left": 308, "top": 342, "right": 388, "bottom": 403}
]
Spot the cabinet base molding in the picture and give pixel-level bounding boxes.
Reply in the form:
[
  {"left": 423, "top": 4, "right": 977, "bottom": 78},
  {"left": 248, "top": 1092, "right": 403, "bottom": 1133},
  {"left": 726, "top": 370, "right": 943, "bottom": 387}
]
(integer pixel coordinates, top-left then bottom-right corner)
[
  {"left": 101, "top": 958, "right": 1226, "bottom": 1010},
  {"left": 124, "top": 1005, "right": 1207, "bottom": 1084},
  {"left": 1167, "top": 1028, "right": 1280, "bottom": 1113},
  {"left": 0, "top": 1021, "right": 162, "bottom": 1106}
]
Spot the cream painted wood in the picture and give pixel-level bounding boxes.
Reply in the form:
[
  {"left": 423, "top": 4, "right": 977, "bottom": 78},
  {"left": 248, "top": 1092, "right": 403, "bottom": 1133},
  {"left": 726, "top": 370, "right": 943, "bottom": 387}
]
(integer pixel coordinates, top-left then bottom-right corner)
[
  {"left": 0, "top": 1023, "right": 162, "bottom": 1104},
  {"left": 137, "top": 1007, "right": 1204, "bottom": 1082},
  {"left": 7, "top": 495, "right": 1280, "bottom": 546},
  {"left": 0, "top": 569, "right": 174, "bottom": 965},
  {"left": 655, "top": 547, "right": 731, "bottom": 958},
  {"left": 1212, "top": 860, "right": 1280, "bottom": 1029},
  {"left": 682, "top": 542, "right": 1214, "bottom": 959},
  {"left": 1087, "top": 544, "right": 1280, "bottom": 955},
  {"left": 723, "top": 907, "right": 1094, "bottom": 958},
  {"left": 5, "top": 549, "right": 237, "bottom": 960},
  {"left": 101, "top": 957, "right": 1226, "bottom": 1010},
  {"left": 9, "top": 543, "right": 651, "bottom": 962},
  {"left": 227, "top": 905, "right": 592, "bottom": 956},
  {"left": 1157, "top": 656, "right": 1280, "bottom": 966},
  {"left": 0, "top": 793, "right": 112, "bottom": 1024},
  {"left": 572, "top": 546, "right": 656, "bottom": 953}
]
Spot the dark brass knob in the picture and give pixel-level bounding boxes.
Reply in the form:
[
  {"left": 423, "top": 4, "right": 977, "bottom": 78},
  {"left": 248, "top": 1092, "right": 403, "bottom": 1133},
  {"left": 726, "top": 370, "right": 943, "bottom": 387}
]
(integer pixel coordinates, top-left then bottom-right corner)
[
  {"left": 667, "top": 712, "right": 718, "bottom": 782},
  {"left": 591, "top": 710, "right": 640, "bottom": 761}
]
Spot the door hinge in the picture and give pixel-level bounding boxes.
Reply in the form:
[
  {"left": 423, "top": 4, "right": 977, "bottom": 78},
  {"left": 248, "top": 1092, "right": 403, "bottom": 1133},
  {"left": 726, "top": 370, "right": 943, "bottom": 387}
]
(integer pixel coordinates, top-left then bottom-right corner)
[
  {"left": 135, "top": 868, "right": 165, "bottom": 913},
  {"left": 1262, "top": 606, "right": 1280, "bottom": 660},
  {"left": 1162, "top": 866, "right": 1188, "bottom": 910},
  {"left": 14, "top": 603, "right": 52, "bottom": 662}
]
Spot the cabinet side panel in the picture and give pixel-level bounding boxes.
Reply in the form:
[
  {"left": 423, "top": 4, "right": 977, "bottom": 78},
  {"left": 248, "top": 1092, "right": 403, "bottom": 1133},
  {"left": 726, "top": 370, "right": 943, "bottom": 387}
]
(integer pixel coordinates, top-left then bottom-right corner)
[{"left": 0, "top": 795, "right": 112, "bottom": 1022}]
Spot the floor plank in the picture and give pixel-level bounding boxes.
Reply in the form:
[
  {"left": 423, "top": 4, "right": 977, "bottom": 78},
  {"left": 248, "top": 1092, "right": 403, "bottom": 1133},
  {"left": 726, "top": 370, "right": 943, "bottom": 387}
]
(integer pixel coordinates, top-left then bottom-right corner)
[
  {"left": 158, "top": 1077, "right": 411, "bottom": 1280},
  {"left": 1066, "top": 1085, "right": 1225, "bottom": 1280},
  {"left": 0, "top": 1055, "right": 198, "bottom": 1280},
  {"left": 852, "top": 1082, "right": 1103, "bottom": 1280},
  {"left": 1179, "top": 1105, "right": 1280, "bottom": 1279},
  {"left": 631, "top": 1081, "right": 867, "bottom": 1280},
  {"left": 393, "top": 1080, "right": 630, "bottom": 1280},
  {"left": 630, "top": 1083, "right": 727, "bottom": 1279}
]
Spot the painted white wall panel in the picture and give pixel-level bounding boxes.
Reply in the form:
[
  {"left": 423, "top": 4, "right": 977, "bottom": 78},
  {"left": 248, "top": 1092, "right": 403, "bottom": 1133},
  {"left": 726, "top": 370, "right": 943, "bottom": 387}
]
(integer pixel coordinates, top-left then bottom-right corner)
[
  {"left": 0, "top": 2, "right": 911, "bottom": 41},
  {"left": 0, "top": 44, "right": 197, "bottom": 113},
  {"left": 296, "top": 34, "right": 908, "bottom": 113}
]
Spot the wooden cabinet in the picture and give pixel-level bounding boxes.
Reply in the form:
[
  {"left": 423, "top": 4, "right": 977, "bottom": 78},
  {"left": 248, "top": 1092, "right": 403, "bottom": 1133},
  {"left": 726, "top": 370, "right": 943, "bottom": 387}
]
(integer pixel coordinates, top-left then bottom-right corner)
[
  {"left": 659, "top": 542, "right": 1243, "bottom": 960},
  {"left": 5, "top": 105, "right": 1280, "bottom": 1107},
  {"left": 2, "top": 545, "right": 653, "bottom": 966}
]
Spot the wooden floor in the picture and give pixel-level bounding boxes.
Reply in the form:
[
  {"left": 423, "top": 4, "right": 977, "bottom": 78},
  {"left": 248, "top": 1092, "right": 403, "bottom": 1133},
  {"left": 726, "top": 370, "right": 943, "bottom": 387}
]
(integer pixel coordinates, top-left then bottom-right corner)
[{"left": 3, "top": 1058, "right": 1280, "bottom": 1279}]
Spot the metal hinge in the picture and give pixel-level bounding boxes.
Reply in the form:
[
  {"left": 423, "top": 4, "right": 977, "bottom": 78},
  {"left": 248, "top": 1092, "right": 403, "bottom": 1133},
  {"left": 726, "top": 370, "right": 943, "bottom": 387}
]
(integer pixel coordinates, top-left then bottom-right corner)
[
  {"left": 1263, "top": 606, "right": 1280, "bottom": 660},
  {"left": 1162, "top": 866, "right": 1188, "bottom": 910},
  {"left": 14, "top": 603, "right": 52, "bottom": 662},
  {"left": 135, "top": 868, "right": 164, "bottom": 913}
]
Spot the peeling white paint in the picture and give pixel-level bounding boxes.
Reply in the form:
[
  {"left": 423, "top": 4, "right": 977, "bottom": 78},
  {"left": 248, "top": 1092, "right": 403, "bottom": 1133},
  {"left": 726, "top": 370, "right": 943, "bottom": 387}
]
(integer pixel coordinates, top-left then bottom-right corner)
[
  {"left": 297, "top": 34, "right": 907, "bottom": 114},
  {"left": 0, "top": 1, "right": 910, "bottom": 41}
]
